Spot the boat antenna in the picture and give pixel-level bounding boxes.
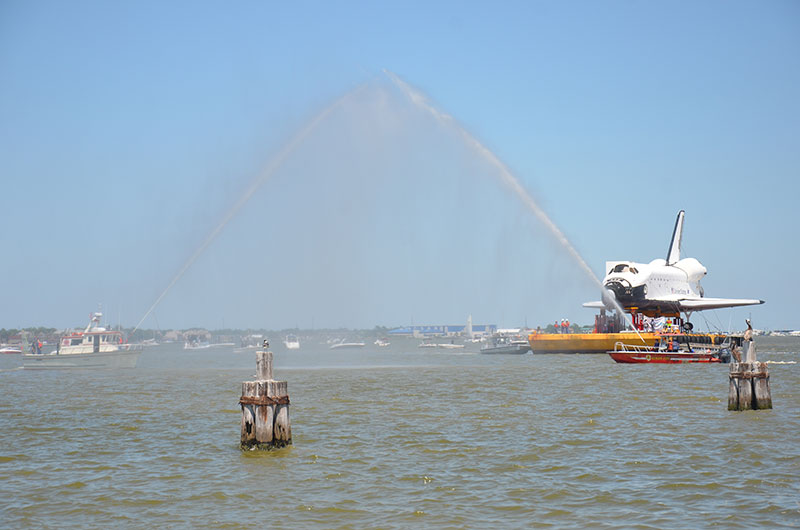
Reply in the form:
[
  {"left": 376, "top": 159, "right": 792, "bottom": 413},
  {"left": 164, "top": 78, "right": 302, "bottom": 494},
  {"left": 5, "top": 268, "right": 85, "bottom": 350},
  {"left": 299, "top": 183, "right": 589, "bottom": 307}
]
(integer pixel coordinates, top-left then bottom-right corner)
[{"left": 700, "top": 311, "right": 722, "bottom": 334}]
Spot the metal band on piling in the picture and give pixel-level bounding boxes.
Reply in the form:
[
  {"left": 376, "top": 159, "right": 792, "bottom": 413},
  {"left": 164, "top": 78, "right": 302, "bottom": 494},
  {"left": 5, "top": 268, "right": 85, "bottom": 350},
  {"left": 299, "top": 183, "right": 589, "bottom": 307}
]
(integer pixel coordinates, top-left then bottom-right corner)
[{"left": 239, "top": 395, "right": 290, "bottom": 406}]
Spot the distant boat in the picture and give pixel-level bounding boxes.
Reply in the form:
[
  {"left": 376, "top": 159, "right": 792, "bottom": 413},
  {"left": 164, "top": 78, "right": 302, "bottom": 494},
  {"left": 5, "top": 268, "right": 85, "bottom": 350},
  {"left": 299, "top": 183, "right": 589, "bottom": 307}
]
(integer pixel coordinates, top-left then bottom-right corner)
[
  {"left": 0, "top": 345, "right": 22, "bottom": 354},
  {"left": 184, "top": 340, "right": 211, "bottom": 350},
  {"left": 23, "top": 312, "right": 141, "bottom": 369},
  {"left": 330, "top": 339, "right": 366, "bottom": 349},
  {"left": 374, "top": 338, "right": 390, "bottom": 347},
  {"left": 481, "top": 335, "right": 531, "bottom": 355},
  {"left": 284, "top": 334, "right": 300, "bottom": 350},
  {"left": 237, "top": 334, "right": 263, "bottom": 350}
]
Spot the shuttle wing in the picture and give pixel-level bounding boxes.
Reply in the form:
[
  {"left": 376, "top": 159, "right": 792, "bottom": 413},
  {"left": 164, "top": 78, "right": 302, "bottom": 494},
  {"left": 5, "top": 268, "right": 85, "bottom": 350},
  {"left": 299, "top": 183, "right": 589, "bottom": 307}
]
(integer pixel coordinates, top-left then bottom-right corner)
[
  {"left": 677, "top": 297, "right": 764, "bottom": 311},
  {"left": 583, "top": 297, "right": 764, "bottom": 312}
]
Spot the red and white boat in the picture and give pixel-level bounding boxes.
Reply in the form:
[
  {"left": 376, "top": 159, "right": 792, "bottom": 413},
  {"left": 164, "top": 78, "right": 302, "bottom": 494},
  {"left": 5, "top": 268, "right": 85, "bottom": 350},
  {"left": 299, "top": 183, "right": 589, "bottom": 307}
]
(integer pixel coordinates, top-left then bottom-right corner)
[
  {"left": 23, "top": 312, "right": 141, "bottom": 369},
  {"left": 608, "top": 333, "right": 740, "bottom": 364}
]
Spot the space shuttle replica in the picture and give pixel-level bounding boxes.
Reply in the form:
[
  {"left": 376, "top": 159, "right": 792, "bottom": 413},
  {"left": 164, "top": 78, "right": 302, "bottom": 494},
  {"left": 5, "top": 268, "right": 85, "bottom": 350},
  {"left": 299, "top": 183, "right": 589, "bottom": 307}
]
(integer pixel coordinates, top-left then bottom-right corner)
[{"left": 584, "top": 210, "right": 764, "bottom": 319}]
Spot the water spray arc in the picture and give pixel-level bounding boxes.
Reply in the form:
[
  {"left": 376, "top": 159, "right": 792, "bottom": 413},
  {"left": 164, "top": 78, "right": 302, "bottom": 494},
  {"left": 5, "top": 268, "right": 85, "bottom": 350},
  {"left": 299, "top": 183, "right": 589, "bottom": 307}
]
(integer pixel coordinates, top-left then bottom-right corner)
[
  {"left": 384, "top": 70, "right": 642, "bottom": 339},
  {"left": 133, "top": 72, "right": 637, "bottom": 337},
  {"left": 132, "top": 84, "right": 368, "bottom": 333},
  {"left": 384, "top": 70, "right": 600, "bottom": 285}
]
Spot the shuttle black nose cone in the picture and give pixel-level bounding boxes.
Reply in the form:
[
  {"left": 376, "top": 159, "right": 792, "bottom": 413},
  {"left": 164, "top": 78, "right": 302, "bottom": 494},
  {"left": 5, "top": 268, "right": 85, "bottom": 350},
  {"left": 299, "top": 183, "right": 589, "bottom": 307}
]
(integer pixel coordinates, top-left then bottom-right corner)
[
  {"left": 604, "top": 281, "right": 626, "bottom": 301},
  {"left": 601, "top": 286, "right": 620, "bottom": 310}
]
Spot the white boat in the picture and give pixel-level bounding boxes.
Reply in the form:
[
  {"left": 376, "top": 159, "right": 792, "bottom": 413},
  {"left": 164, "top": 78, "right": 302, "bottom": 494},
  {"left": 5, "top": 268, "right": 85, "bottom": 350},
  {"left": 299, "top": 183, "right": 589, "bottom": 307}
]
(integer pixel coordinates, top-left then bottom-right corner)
[
  {"left": 183, "top": 330, "right": 212, "bottom": 349},
  {"left": 480, "top": 336, "right": 531, "bottom": 354},
  {"left": 23, "top": 312, "right": 141, "bottom": 369},
  {"left": 330, "top": 340, "right": 366, "bottom": 349},
  {"left": 184, "top": 340, "right": 211, "bottom": 350},
  {"left": 284, "top": 334, "right": 300, "bottom": 350},
  {"left": 0, "top": 345, "right": 22, "bottom": 354},
  {"left": 374, "top": 338, "right": 390, "bottom": 347}
]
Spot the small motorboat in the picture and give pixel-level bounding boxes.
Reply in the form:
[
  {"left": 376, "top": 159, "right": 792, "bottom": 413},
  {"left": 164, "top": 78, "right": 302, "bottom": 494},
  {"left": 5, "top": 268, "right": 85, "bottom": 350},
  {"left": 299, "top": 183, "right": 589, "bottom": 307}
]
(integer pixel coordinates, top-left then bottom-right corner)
[
  {"left": 283, "top": 334, "right": 300, "bottom": 350},
  {"left": 481, "top": 335, "right": 531, "bottom": 355}
]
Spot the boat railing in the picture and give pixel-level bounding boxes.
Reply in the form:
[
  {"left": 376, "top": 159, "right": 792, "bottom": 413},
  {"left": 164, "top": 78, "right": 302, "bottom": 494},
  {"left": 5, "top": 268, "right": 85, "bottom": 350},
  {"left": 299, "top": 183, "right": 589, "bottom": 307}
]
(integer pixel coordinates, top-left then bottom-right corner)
[{"left": 613, "top": 341, "right": 653, "bottom": 353}]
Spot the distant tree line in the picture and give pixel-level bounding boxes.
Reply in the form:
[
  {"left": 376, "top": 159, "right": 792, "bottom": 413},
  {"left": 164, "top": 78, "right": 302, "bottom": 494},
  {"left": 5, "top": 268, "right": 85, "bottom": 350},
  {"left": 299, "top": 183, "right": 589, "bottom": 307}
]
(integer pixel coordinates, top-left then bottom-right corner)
[{"left": 0, "top": 327, "right": 58, "bottom": 343}]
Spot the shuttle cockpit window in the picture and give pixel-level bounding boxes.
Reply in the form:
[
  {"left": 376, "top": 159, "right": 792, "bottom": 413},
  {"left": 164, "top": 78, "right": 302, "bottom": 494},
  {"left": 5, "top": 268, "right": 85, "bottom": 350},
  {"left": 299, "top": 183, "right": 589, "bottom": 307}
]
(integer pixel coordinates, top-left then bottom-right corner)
[{"left": 611, "top": 263, "right": 633, "bottom": 274}]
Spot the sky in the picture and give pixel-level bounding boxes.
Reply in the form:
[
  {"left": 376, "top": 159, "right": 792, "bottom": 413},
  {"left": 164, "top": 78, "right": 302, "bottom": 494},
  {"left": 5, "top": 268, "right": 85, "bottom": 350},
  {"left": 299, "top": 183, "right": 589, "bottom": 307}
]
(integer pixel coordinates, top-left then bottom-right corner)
[{"left": 1, "top": 1, "right": 798, "bottom": 331}]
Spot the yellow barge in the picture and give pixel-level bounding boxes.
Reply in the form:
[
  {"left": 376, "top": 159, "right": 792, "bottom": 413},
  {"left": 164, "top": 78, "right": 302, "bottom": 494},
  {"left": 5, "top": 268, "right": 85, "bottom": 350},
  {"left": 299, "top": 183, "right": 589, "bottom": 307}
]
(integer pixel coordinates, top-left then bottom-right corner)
[
  {"left": 528, "top": 332, "right": 656, "bottom": 354},
  {"left": 528, "top": 331, "right": 736, "bottom": 354}
]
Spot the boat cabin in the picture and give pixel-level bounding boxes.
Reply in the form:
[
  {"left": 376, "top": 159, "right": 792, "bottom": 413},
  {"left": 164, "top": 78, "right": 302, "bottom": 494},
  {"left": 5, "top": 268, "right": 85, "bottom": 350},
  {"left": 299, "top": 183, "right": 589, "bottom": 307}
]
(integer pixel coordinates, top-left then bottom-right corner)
[{"left": 653, "top": 333, "right": 742, "bottom": 352}]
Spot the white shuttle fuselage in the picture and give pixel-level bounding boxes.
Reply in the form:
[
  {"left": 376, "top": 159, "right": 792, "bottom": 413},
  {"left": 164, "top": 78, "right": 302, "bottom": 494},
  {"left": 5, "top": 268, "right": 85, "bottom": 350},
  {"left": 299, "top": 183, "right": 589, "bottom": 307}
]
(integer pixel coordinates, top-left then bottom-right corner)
[{"left": 585, "top": 211, "right": 763, "bottom": 316}]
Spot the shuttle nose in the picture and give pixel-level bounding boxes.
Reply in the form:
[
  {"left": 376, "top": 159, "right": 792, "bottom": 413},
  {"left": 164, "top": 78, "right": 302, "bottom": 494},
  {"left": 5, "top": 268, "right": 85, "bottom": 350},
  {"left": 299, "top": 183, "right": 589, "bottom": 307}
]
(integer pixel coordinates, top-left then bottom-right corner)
[
  {"left": 601, "top": 286, "right": 620, "bottom": 310},
  {"left": 604, "top": 280, "right": 627, "bottom": 301}
]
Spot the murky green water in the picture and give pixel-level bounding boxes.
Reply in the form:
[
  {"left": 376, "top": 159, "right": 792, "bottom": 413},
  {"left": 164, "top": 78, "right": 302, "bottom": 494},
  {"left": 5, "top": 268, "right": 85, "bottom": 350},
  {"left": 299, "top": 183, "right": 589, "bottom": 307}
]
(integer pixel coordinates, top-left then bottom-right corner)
[{"left": 1, "top": 337, "right": 798, "bottom": 528}]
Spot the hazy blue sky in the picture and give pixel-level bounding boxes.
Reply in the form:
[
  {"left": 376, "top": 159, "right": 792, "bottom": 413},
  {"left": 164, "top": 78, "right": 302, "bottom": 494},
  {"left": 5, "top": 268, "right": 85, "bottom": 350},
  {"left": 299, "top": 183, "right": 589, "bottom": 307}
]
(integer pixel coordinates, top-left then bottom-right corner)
[{"left": 1, "top": 1, "right": 798, "bottom": 331}]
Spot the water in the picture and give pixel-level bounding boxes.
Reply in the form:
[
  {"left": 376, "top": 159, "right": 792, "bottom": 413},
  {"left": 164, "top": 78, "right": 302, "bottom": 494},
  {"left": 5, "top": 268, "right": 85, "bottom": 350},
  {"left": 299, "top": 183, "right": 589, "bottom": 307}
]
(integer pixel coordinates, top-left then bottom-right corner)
[{"left": 2, "top": 337, "right": 798, "bottom": 528}]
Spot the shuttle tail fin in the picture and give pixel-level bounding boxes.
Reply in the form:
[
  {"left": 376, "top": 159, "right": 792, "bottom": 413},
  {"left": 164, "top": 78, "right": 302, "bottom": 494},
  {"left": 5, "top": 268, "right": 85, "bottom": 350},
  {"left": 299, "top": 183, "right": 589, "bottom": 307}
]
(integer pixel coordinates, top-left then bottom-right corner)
[{"left": 666, "top": 210, "right": 685, "bottom": 265}]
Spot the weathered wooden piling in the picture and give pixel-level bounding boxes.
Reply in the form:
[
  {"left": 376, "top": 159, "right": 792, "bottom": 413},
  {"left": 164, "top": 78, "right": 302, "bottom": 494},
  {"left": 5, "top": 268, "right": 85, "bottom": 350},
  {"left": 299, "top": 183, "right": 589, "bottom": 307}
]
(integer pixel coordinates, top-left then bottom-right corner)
[
  {"left": 240, "top": 345, "right": 291, "bottom": 449},
  {"left": 728, "top": 342, "right": 772, "bottom": 411}
]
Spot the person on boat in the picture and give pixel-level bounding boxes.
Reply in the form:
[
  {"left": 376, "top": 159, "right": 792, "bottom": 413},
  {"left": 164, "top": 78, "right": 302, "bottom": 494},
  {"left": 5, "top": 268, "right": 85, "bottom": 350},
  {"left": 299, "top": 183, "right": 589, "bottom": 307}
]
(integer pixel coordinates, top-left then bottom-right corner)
[{"left": 565, "top": 319, "right": 570, "bottom": 334}]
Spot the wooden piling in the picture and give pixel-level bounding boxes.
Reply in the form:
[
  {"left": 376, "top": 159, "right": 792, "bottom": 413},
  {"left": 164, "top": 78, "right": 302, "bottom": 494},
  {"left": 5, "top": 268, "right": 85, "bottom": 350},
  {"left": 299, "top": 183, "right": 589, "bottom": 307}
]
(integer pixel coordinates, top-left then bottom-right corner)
[
  {"left": 240, "top": 348, "right": 292, "bottom": 449},
  {"left": 728, "top": 360, "right": 772, "bottom": 411},
  {"left": 753, "top": 362, "right": 772, "bottom": 409}
]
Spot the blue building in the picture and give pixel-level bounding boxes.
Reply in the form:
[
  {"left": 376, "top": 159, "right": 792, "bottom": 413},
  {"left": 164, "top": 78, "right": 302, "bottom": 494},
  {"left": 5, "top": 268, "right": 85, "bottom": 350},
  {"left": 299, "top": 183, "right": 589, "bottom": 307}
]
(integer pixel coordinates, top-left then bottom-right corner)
[{"left": 388, "top": 324, "right": 496, "bottom": 337}]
